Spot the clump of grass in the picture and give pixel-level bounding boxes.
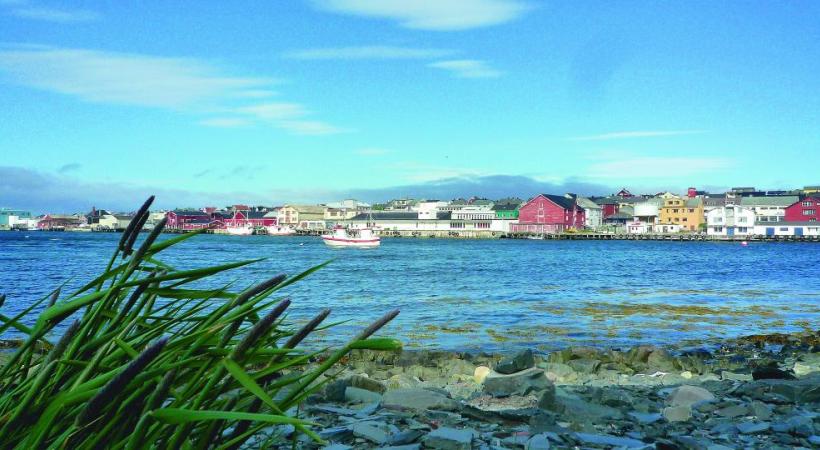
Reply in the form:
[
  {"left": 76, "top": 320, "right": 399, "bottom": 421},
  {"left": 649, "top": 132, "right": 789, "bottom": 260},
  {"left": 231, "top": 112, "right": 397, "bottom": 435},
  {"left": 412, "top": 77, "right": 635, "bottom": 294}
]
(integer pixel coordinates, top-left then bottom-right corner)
[{"left": 0, "top": 196, "right": 400, "bottom": 449}]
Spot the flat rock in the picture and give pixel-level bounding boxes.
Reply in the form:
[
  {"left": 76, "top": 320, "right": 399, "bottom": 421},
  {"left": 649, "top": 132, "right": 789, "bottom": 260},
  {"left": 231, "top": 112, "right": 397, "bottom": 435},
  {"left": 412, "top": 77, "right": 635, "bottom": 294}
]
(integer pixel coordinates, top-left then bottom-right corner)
[
  {"left": 539, "top": 362, "right": 576, "bottom": 382},
  {"left": 381, "top": 445, "right": 421, "bottom": 450},
  {"left": 352, "top": 421, "right": 392, "bottom": 445},
  {"left": 568, "top": 358, "right": 601, "bottom": 374},
  {"left": 345, "top": 386, "right": 383, "bottom": 404},
  {"left": 668, "top": 385, "right": 715, "bottom": 407},
  {"left": 715, "top": 404, "right": 748, "bottom": 418},
  {"left": 422, "top": 427, "right": 474, "bottom": 450},
  {"left": 629, "top": 411, "right": 663, "bottom": 424},
  {"left": 574, "top": 432, "right": 646, "bottom": 448},
  {"left": 483, "top": 367, "right": 552, "bottom": 398},
  {"left": 495, "top": 349, "right": 535, "bottom": 374},
  {"left": 662, "top": 405, "right": 692, "bottom": 422},
  {"left": 736, "top": 421, "right": 770, "bottom": 434},
  {"left": 382, "top": 388, "right": 459, "bottom": 412},
  {"left": 525, "top": 433, "right": 551, "bottom": 449}
]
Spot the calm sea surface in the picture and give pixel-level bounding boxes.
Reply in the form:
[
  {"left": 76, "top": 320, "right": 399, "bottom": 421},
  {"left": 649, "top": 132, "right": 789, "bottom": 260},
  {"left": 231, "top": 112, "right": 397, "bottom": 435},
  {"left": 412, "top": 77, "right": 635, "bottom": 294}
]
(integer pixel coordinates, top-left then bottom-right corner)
[{"left": 1, "top": 232, "right": 818, "bottom": 352}]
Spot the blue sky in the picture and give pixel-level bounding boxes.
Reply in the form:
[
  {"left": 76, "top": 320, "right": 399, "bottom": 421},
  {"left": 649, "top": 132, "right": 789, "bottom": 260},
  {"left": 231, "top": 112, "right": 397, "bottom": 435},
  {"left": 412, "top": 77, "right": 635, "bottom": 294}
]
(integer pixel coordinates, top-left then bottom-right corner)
[{"left": 1, "top": 1, "right": 819, "bottom": 211}]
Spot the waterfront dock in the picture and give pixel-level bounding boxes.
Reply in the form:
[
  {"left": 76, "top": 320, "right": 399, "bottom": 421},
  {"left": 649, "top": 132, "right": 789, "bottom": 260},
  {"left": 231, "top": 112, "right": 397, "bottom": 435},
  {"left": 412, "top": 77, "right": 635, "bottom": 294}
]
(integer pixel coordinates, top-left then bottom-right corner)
[{"left": 507, "top": 232, "right": 820, "bottom": 242}]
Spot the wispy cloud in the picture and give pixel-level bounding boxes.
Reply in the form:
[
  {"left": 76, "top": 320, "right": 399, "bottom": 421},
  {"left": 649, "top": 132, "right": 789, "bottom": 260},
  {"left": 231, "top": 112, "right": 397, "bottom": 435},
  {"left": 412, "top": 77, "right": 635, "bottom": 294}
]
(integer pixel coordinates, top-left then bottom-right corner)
[
  {"left": 569, "top": 130, "right": 708, "bottom": 141},
  {"left": 228, "top": 102, "right": 350, "bottom": 135},
  {"left": 312, "top": 0, "right": 530, "bottom": 31},
  {"left": 428, "top": 59, "right": 502, "bottom": 78},
  {"left": 354, "top": 147, "right": 392, "bottom": 156},
  {"left": 586, "top": 157, "right": 730, "bottom": 179},
  {"left": 383, "top": 161, "right": 488, "bottom": 183},
  {"left": 57, "top": 163, "right": 81, "bottom": 174},
  {"left": 0, "top": 44, "right": 346, "bottom": 136},
  {"left": 0, "top": 44, "right": 272, "bottom": 109},
  {"left": 10, "top": 7, "right": 100, "bottom": 23},
  {"left": 284, "top": 45, "right": 454, "bottom": 60},
  {"left": 199, "top": 117, "right": 252, "bottom": 128}
]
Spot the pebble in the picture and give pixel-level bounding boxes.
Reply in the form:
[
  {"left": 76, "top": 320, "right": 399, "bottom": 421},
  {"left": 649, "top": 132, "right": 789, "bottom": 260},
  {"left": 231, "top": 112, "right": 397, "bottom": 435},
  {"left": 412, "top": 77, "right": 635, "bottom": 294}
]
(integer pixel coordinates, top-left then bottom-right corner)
[
  {"left": 662, "top": 405, "right": 692, "bottom": 422},
  {"left": 573, "top": 432, "right": 646, "bottom": 448},
  {"left": 668, "top": 385, "right": 715, "bottom": 407},
  {"left": 474, "top": 366, "right": 491, "bottom": 383}
]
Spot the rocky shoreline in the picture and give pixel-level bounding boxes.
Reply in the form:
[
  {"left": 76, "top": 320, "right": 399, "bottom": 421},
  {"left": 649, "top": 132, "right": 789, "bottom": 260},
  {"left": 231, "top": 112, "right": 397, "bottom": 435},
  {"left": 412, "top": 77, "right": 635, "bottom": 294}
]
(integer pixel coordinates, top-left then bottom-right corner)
[{"left": 265, "top": 330, "right": 820, "bottom": 449}]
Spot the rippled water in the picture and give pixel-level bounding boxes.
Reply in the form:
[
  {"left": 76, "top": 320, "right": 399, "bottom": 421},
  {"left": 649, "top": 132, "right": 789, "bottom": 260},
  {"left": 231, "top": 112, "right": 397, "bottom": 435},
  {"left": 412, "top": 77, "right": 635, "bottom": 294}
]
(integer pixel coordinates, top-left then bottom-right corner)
[{"left": 1, "top": 232, "right": 818, "bottom": 352}]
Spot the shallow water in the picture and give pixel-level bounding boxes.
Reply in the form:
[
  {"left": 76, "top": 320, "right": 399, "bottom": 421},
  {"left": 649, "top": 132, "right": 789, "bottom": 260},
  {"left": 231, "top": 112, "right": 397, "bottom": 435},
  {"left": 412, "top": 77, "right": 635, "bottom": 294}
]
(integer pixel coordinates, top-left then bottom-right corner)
[{"left": 1, "top": 232, "right": 818, "bottom": 352}]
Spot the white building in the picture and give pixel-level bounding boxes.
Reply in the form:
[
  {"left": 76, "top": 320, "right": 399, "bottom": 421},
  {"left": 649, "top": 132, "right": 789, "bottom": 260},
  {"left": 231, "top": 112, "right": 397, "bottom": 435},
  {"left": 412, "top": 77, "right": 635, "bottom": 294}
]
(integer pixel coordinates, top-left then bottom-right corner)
[
  {"left": 346, "top": 210, "right": 511, "bottom": 235},
  {"left": 740, "top": 196, "right": 798, "bottom": 223},
  {"left": 577, "top": 197, "right": 602, "bottom": 229},
  {"left": 706, "top": 205, "right": 756, "bottom": 236},
  {"left": 753, "top": 222, "right": 820, "bottom": 237}
]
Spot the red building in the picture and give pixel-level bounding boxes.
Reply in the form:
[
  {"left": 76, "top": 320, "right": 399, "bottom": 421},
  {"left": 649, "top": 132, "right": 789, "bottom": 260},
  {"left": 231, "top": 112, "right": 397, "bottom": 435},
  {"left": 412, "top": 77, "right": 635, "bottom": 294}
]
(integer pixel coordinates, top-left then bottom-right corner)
[
  {"left": 37, "top": 214, "right": 85, "bottom": 230},
  {"left": 511, "top": 194, "right": 585, "bottom": 233},
  {"left": 166, "top": 210, "right": 223, "bottom": 230},
  {"left": 600, "top": 201, "right": 620, "bottom": 218},
  {"left": 223, "top": 210, "right": 277, "bottom": 228},
  {"left": 784, "top": 197, "right": 820, "bottom": 222}
]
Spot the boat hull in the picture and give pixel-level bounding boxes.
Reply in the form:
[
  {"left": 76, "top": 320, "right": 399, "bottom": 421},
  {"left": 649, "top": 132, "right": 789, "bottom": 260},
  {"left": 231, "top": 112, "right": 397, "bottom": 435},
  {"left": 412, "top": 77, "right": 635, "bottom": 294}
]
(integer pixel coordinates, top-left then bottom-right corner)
[
  {"left": 226, "top": 227, "right": 253, "bottom": 236},
  {"left": 321, "top": 236, "right": 380, "bottom": 248}
]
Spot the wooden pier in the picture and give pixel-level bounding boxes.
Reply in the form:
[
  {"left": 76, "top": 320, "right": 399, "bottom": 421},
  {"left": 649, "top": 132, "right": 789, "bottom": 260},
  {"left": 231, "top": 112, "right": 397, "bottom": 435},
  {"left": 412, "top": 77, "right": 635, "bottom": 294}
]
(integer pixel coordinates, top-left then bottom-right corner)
[{"left": 506, "top": 232, "right": 820, "bottom": 243}]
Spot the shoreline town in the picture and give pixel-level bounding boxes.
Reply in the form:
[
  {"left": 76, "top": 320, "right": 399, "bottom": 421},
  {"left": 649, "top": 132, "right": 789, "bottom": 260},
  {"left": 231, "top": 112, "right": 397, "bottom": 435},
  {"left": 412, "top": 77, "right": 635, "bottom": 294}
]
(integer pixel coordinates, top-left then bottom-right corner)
[{"left": 3, "top": 185, "right": 820, "bottom": 241}]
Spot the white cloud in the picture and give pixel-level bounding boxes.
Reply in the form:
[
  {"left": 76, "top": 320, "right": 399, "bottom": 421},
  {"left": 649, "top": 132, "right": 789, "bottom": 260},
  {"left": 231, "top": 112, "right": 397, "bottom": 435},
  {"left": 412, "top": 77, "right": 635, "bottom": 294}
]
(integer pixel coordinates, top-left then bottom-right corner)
[
  {"left": 278, "top": 120, "right": 351, "bottom": 135},
  {"left": 10, "top": 7, "right": 100, "bottom": 23},
  {"left": 235, "top": 102, "right": 308, "bottom": 120},
  {"left": 313, "top": 0, "right": 529, "bottom": 31},
  {"left": 285, "top": 45, "right": 454, "bottom": 60},
  {"left": 569, "top": 130, "right": 708, "bottom": 141},
  {"left": 0, "top": 45, "right": 272, "bottom": 109},
  {"left": 199, "top": 117, "right": 252, "bottom": 128},
  {"left": 0, "top": 44, "right": 346, "bottom": 136},
  {"left": 586, "top": 157, "right": 730, "bottom": 179},
  {"left": 354, "top": 147, "right": 392, "bottom": 156},
  {"left": 428, "top": 59, "right": 502, "bottom": 78}
]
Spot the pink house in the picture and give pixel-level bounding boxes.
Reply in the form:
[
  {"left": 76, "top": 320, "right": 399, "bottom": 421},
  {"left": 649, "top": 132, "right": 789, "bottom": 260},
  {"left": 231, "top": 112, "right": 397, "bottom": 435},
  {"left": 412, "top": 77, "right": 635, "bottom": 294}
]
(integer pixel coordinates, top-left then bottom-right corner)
[
  {"left": 784, "top": 197, "right": 820, "bottom": 222},
  {"left": 510, "top": 194, "right": 585, "bottom": 233}
]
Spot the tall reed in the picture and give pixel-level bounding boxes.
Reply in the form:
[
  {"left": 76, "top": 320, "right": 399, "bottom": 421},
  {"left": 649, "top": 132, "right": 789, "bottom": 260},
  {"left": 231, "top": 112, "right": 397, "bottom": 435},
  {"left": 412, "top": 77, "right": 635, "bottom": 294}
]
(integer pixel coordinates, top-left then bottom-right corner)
[{"left": 0, "top": 197, "right": 401, "bottom": 449}]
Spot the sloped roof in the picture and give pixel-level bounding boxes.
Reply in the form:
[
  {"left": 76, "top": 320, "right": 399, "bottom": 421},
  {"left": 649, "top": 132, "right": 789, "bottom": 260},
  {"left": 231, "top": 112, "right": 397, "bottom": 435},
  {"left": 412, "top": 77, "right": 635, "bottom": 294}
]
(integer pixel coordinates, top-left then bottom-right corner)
[
  {"left": 491, "top": 202, "right": 520, "bottom": 211},
  {"left": 576, "top": 197, "right": 601, "bottom": 210},
  {"left": 283, "top": 205, "right": 325, "bottom": 214},
  {"left": 539, "top": 194, "right": 581, "bottom": 211},
  {"left": 740, "top": 196, "right": 799, "bottom": 207}
]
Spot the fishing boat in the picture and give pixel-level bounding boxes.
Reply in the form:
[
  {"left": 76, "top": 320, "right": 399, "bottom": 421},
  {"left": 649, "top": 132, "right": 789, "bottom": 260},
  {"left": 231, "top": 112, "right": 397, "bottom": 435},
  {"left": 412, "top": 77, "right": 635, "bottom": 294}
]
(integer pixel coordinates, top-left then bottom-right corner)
[
  {"left": 265, "top": 225, "right": 296, "bottom": 236},
  {"left": 321, "top": 226, "right": 380, "bottom": 248},
  {"left": 225, "top": 225, "right": 254, "bottom": 236}
]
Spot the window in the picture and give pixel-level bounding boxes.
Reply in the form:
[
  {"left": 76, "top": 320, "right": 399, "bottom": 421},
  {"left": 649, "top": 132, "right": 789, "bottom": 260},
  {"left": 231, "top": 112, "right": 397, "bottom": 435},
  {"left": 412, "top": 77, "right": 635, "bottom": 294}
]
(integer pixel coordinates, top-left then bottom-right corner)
[
  {"left": 714, "top": 226, "right": 723, "bottom": 232},
  {"left": 673, "top": 209, "right": 679, "bottom": 213},
  {"left": 682, "top": 218, "right": 688, "bottom": 222},
  {"left": 715, "top": 217, "right": 723, "bottom": 223},
  {"left": 810, "top": 218, "right": 817, "bottom": 222},
  {"left": 803, "top": 209, "right": 816, "bottom": 216},
  {"left": 803, "top": 201, "right": 812, "bottom": 207},
  {"left": 476, "top": 222, "right": 490, "bottom": 229},
  {"left": 780, "top": 227, "right": 789, "bottom": 231},
  {"left": 738, "top": 217, "right": 747, "bottom": 223},
  {"left": 738, "top": 227, "right": 748, "bottom": 233},
  {"left": 688, "top": 209, "right": 694, "bottom": 213},
  {"left": 450, "top": 222, "right": 465, "bottom": 229}
]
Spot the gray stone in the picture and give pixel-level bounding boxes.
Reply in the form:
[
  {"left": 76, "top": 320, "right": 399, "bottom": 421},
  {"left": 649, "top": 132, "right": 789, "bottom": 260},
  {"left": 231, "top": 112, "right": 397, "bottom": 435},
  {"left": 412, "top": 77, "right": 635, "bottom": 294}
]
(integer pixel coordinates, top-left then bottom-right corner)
[
  {"left": 382, "top": 388, "right": 459, "bottom": 412},
  {"left": 352, "top": 422, "right": 391, "bottom": 445},
  {"left": 663, "top": 405, "right": 692, "bottom": 422},
  {"left": 647, "top": 348, "right": 679, "bottom": 372},
  {"left": 706, "top": 445, "right": 734, "bottom": 450},
  {"left": 785, "top": 415, "right": 815, "bottom": 437},
  {"left": 715, "top": 404, "right": 748, "bottom": 418},
  {"left": 721, "top": 371, "right": 753, "bottom": 381},
  {"left": 668, "top": 385, "right": 716, "bottom": 407},
  {"left": 345, "top": 386, "right": 383, "bottom": 404},
  {"left": 525, "top": 433, "right": 551, "bottom": 450},
  {"left": 629, "top": 411, "right": 663, "bottom": 424},
  {"left": 574, "top": 432, "right": 646, "bottom": 448},
  {"left": 483, "top": 368, "right": 552, "bottom": 398},
  {"left": 750, "top": 400, "right": 772, "bottom": 420},
  {"left": 323, "top": 444, "right": 353, "bottom": 450},
  {"left": 325, "top": 378, "right": 351, "bottom": 402},
  {"left": 350, "top": 374, "right": 387, "bottom": 393},
  {"left": 495, "top": 349, "right": 535, "bottom": 375},
  {"left": 380, "top": 446, "right": 421, "bottom": 450},
  {"left": 423, "top": 427, "right": 474, "bottom": 450},
  {"left": 736, "top": 421, "right": 770, "bottom": 434},
  {"left": 391, "top": 429, "right": 424, "bottom": 446},
  {"left": 538, "top": 362, "right": 576, "bottom": 382},
  {"left": 567, "top": 358, "right": 601, "bottom": 374}
]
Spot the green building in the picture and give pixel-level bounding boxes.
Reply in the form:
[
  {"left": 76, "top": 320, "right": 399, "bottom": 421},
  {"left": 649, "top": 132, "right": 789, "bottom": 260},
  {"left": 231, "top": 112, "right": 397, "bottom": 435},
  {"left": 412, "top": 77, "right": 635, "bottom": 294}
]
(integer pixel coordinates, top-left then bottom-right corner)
[
  {"left": 0, "top": 208, "right": 32, "bottom": 227},
  {"left": 492, "top": 203, "right": 520, "bottom": 219}
]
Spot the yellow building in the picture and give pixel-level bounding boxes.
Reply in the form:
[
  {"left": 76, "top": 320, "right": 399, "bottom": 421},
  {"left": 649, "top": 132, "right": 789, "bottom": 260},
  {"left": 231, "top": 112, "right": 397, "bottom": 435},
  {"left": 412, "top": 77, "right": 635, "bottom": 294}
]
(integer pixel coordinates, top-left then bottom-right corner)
[{"left": 659, "top": 197, "right": 704, "bottom": 231}]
